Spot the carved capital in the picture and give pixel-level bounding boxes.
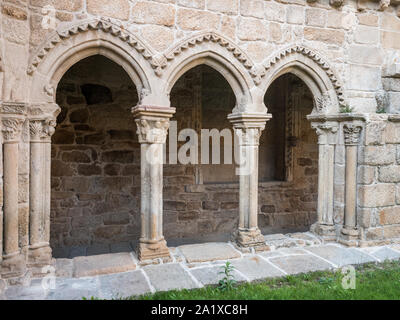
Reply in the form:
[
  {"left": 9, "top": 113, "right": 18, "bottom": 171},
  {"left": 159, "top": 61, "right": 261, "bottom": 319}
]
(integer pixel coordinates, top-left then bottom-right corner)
[
  {"left": 135, "top": 118, "right": 170, "bottom": 144},
  {"left": 234, "top": 126, "right": 264, "bottom": 146},
  {"left": 343, "top": 123, "right": 363, "bottom": 146},
  {"left": 228, "top": 112, "right": 271, "bottom": 146},
  {"left": 312, "top": 122, "right": 338, "bottom": 145},
  {"left": 132, "top": 105, "right": 175, "bottom": 144},
  {"left": 1, "top": 118, "right": 25, "bottom": 142},
  {"left": 29, "top": 118, "right": 57, "bottom": 142}
]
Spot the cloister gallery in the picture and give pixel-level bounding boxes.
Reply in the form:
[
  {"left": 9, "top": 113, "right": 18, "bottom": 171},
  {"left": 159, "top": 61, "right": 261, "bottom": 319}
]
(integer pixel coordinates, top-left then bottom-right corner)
[{"left": 0, "top": 0, "right": 400, "bottom": 284}]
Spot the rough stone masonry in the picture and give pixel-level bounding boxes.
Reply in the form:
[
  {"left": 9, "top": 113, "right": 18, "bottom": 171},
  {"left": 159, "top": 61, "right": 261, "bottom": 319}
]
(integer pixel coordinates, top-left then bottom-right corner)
[{"left": 0, "top": 0, "right": 400, "bottom": 286}]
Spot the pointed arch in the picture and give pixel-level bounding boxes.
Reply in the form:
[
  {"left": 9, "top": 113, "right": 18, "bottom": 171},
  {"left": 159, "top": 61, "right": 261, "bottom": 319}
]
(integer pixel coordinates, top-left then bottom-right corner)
[
  {"left": 161, "top": 31, "right": 264, "bottom": 113},
  {"left": 258, "top": 45, "right": 345, "bottom": 114},
  {"left": 27, "top": 18, "right": 159, "bottom": 104}
]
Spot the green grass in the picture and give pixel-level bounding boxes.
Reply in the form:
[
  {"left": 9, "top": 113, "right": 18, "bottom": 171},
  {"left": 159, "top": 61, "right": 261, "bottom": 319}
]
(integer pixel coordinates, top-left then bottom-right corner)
[{"left": 128, "top": 260, "right": 400, "bottom": 300}]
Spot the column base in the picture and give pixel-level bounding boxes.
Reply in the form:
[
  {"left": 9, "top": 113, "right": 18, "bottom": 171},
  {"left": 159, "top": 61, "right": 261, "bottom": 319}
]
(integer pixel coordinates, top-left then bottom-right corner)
[
  {"left": 1, "top": 252, "right": 26, "bottom": 279},
  {"left": 136, "top": 239, "right": 171, "bottom": 262},
  {"left": 310, "top": 223, "right": 337, "bottom": 241},
  {"left": 28, "top": 244, "right": 52, "bottom": 272},
  {"left": 233, "top": 228, "right": 270, "bottom": 252},
  {"left": 338, "top": 227, "right": 360, "bottom": 247}
]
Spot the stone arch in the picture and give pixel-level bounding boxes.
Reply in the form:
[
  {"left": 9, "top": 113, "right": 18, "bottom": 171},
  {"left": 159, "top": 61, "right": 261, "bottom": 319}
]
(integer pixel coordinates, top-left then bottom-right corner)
[
  {"left": 161, "top": 32, "right": 263, "bottom": 113},
  {"left": 27, "top": 18, "right": 159, "bottom": 105},
  {"left": 258, "top": 45, "right": 345, "bottom": 114}
]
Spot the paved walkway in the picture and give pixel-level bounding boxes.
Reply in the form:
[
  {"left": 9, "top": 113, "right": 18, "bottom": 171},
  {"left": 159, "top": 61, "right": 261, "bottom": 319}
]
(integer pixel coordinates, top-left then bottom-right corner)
[{"left": 2, "top": 232, "right": 400, "bottom": 300}]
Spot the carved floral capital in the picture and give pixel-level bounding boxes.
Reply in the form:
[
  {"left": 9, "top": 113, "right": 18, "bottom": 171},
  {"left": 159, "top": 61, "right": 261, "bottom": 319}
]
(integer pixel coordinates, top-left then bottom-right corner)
[
  {"left": 343, "top": 124, "right": 363, "bottom": 146},
  {"left": 29, "top": 118, "right": 57, "bottom": 142},
  {"left": 311, "top": 122, "right": 338, "bottom": 145},
  {"left": 1, "top": 118, "right": 25, "bottom": 142},
  {"left": 233, "top": 126, "right": 264, "bottom": 147}
]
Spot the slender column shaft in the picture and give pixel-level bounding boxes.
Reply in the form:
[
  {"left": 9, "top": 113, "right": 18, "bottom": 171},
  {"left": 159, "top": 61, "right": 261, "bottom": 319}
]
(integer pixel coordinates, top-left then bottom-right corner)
[
  {"left": 344, "top": 146, "right": 357, "bottom": 228},
  {"left": 3, "top": 142, "right": 19, "bottom": 256},
  {"left": 317, "top": 144, "right": 335, "bottom": 225},
  {"left": 341, "top": 123, "right": 363, "bottom": 243},
  {"left": 238, "top": 144, "right": 259, "bottom": 230},
  {"left": 28, "top": 118, "right": 55, "bottom": 267},
  {"left": 310, "top": 121, "right": 338, "bottom": 238},
  {"left": 229, "top": 113, "right": 271, "bottom": 249},
  {"left": 29, "top": 141, "right": 42, "bottom": 246},
  {"left": 1, "top": 113, "right": 25, "bottom": 278},
  {"left": 133, "top": 106, "right": 175, "bottom": 261},
  {"left": 140, "top": 143, "right": 163, "bottom": 242},
  {"left": 43, "top": 140, "right": 52, "bottom": 245}
]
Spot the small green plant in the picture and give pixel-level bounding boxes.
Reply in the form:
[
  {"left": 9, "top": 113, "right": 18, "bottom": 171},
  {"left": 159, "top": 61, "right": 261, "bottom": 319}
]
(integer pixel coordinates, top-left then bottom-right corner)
[
  {"left": 82, "top": 296, "right": 101, "bottom": 300},
  {"left": 340, "top": 103, "right": 353, "bottom": 113},
  {"left": 376, "top": 107, "right": 386, "bottom": 114},
  {"left": 218, "top": 262, "right": 237, "bottom": 291}
]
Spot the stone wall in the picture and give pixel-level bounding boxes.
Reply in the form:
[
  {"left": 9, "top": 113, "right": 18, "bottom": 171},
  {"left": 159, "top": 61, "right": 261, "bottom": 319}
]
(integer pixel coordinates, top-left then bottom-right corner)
[
  {"left": 51, "top": 55, "right": 141, "bottom": 248},
  {"left": 0, "top": 0, "right": 393, "bottom": 113},
  {"left": 357, "top": 115, "right": 400, "bottom": 245}
]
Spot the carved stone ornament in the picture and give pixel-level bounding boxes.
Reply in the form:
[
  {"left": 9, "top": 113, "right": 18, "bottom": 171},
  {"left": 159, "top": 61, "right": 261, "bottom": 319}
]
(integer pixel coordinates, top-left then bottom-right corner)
[
  {"left": 343, "top": 124, "right": 363, "bottom": 146},
  {"left": 315, "top": 93, "right": 332, "bottom": 114},
  {"left": 234, "top": 126, "right": 264, "bottom": 146},
  {"left": 258, "top": 45, "right": 345, "bottom": 105},
  {"left": 29, "top": 118, "right": 57, "bottom": 142},
  {"left": 28, "top": 18, "right": 157, "bottom": 76},
  {"left": 1, "top": 118, "right": 25, "bottom": 142},
  {"left": 312, "top": 122, "right": 338, "bottom": 145},
  {"left": 164, "top": 31, "right": 254, "bottom": 80},
  {"left": 135, "top": 118, "right": 170, "bottom": 144}
]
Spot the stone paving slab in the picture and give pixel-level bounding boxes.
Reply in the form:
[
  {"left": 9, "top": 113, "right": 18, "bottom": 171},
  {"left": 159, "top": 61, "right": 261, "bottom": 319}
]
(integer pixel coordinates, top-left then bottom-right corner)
[
  {"left": 5, "top": 238, "right": 400, "bottom": 300},
  {"left": 73, "top": 252, "right": 136, "bottom": 278},
  {"left": 143, "top": 263, "right": 199, "bottom": 292},
  {"left": 305, "top": 245, "right": 376, "bottom": 267},
  {"left": 5, "top": 280, "right": 48, "bottom": 300},
  {"left": 97, "top": 270, "right": 151, "bottom": 299},
  {"left": 178, "top": 242, "right": 241, "bottom": 263},
  {"left": 230, "top": 256, "right": 285, "bottom": 281},
  {"left": 269, "top": 254, "right": 334, "bottom": 275},
  {"left": 258, "top": 251, "right": 284, "bottom": 259},
  {"left": 55, "top": 258, "right": 73, "bottom": 278},
  {"left": 367, "top": 247, "right": 400, "bottom": 261},
  {"left": 190, "top": 266, "right": 247, "bottom": 286},
  {"left": 46, "top": 277, "right": 100, "bottom": 300}
]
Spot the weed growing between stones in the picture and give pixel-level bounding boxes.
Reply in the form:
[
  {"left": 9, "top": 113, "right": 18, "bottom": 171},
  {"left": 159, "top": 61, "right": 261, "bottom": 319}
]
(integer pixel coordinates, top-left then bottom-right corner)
[{"left": 218, "top": 262, "right": 237, "bottom": 291}]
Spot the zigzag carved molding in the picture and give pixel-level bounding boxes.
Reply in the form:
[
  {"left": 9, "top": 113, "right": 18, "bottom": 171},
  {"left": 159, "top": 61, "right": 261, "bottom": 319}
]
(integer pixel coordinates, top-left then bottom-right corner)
[
  {"left": 163, "top": 31, "right": 256, "bottom": 83},
  {"left": 255, "top": 45, "right": 345, "bottom": 105},
  {"left": 27, "top": 18, "right": 163, "bottom": 76}
]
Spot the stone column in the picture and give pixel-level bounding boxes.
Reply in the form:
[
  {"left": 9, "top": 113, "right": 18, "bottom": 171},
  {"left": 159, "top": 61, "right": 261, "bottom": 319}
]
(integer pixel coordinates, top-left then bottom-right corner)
[
  {"left": 1, "top": 116, "right": 25, "bottom": 278},
  {"left": 340, "top": 122, "right": 363, "bottom": 244},
  {"left": 310, "top": 121, "right": 339, "bottom": 239},
  {"left": 132, "top": 106, "right": 175, "bottom": 261},
  {"left": 228, "top": 113, "right": 272, "bottom": 250},
  {"left": 28, "top": 118, "right": 56, "bottom": 267}
]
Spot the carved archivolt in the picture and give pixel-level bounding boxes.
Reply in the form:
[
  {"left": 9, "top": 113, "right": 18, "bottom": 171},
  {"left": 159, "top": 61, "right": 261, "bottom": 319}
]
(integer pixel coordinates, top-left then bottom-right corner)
[
  {"left": 257, "top": 45, "right": 345, "bottom": 105},
  {"left": 27, "top": 18, "right": 159, "bottom": 76},
  {"left": 163, "top": 31, "right": 255, "bottom": 81}
]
